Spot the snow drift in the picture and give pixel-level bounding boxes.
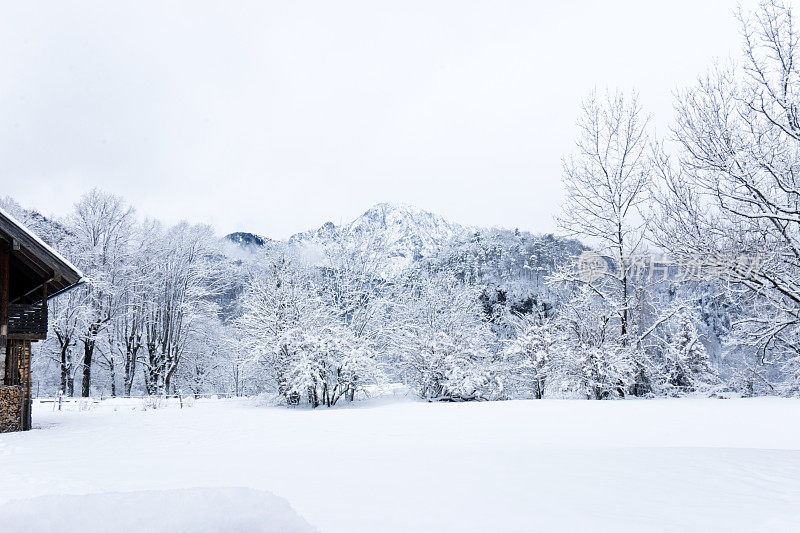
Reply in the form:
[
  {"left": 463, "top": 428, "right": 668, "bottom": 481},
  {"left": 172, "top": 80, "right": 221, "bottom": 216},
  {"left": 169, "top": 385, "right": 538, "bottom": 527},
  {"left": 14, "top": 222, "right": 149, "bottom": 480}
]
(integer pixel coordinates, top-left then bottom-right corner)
[{"left": 0, "top": 487, "right": 316, "bottom": 533}]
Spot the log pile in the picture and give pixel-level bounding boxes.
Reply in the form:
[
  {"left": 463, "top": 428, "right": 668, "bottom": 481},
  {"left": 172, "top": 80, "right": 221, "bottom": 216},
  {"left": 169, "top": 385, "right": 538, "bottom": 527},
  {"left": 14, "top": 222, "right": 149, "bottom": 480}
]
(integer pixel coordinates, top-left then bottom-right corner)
[{"left": 0, "top": 385, "right": 23, "bottom": 433}]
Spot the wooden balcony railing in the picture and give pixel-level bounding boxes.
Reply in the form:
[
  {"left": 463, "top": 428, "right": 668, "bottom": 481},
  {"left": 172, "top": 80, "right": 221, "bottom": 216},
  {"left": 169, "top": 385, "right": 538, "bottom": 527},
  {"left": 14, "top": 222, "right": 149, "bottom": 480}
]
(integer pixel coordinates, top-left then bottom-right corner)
[{"left": 7, "top": 302, "right": 47, "bottom": 340}]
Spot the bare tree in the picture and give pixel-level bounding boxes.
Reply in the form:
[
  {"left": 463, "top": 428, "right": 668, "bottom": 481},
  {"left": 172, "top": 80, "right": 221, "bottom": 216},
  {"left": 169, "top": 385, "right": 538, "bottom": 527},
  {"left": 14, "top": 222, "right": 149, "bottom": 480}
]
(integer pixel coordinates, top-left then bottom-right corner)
[
  {"left": 141, "top": 222, "right": 226, "bottom": 396},
  {"left": 68, "top": 189, "right": 134, "bottom": 397},
  {"left": 657, "top": 0, "right": 800, "bottom": 386},
  {"left": 557, "top": 91, "right": 651, "bottom": 339}
]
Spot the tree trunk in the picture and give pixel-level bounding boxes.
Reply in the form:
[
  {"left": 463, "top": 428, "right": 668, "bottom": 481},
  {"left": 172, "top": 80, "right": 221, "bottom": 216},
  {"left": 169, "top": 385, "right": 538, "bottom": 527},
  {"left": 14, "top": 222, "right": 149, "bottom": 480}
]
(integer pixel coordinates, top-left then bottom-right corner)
[
  {"left": 60, "top": 342, "right": 70, "bottom": 395},
  {"left": 145, "top": 344, "right": 163, "bottom": 395},
  {"left": 81, "top": 338, "right": 95, "bottom": 398},
  {"left": 618, "top": 224, "right": 628, "bottom": 339},
  {"left": 109, "top": 356, "right": 116, "bottom": 397},
  {"left": 67, "top": 360, "right": 74, "bottom": 397},
  {"left": 123, "top": 342, "right": 138, "bottom": 397},
  {"left": 124, "top": 358, "right": 135, "bottom": 396},
  {"left": 164, "top": 368, "right": 173, "bottom": 396}
]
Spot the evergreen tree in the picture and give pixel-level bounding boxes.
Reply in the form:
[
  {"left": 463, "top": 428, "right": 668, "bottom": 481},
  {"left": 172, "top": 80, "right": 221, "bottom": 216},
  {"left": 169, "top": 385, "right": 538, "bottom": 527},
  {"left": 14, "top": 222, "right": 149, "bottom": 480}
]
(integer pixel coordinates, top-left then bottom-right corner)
[{"left": 664, "top": 312, "right": 717, "bottom": 395}]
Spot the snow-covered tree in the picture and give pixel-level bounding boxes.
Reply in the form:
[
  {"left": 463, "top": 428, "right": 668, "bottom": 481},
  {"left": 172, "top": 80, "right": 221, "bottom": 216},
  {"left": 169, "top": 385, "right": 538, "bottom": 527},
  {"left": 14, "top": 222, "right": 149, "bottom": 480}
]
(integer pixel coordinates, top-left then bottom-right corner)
[
  {"left": 391, "top": 273, "right": 496, "bottom": 400},
  {"left": 654, "top": 0, "right": 800, "bottom": 393},
  {"left": 546, "top": 285, "right": 636, "bottom": 399},
  {"left": 237, "top": 251, "right": 381, "bottom": 407},
  {"left": 556, "top": 90, "right": 651, "bottom": 340},
  {"left": 67, "top": 189, "right": 135, "bottom": 397},
  {"left": 500, "top": 318, "right": 558, "bottom": 399},
  {"left": 140, "top": 222, "right": 227, "bottom": 395},
  {"left": 663, "top": 311, "right": 717, "bottom": 395},
  {"left": 551, "top": 90, "right": 673, "bottom": 397}
]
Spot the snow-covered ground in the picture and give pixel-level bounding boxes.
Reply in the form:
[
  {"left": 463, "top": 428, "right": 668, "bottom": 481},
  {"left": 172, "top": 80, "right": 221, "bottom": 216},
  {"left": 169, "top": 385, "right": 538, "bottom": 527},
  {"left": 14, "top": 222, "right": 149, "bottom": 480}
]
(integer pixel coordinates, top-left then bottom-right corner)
[
  {"left": 0, "top": 487, "right": 315, "bottom": 533},
  {"left": 1, "top": 397, "right": 799, "bottom": 532}
]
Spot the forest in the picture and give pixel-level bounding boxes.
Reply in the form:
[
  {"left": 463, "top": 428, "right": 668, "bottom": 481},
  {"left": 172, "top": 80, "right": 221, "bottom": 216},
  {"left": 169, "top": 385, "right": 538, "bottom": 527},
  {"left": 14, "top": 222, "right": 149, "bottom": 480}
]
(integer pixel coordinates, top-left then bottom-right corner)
[{"left": 6, "top": 0, "right": 800, "bottom": 406}]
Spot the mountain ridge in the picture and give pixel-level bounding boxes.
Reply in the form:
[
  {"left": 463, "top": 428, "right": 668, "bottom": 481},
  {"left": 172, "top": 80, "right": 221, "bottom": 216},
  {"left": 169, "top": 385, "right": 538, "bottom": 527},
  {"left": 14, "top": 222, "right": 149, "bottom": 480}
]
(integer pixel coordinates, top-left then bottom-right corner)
[
  {"left": 223, "top": 202, "right": 581, "bottom": 277},
  {"left": 227, "top": 203, "right": 468, "bottom": 261}
]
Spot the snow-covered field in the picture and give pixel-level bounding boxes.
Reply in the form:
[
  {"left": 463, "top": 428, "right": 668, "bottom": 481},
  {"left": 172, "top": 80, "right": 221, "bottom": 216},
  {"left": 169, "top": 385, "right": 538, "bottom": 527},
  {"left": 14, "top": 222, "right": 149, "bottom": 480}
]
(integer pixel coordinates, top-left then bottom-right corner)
[{"left": 1, "top": 397, "right": 799, "bottom": 532}]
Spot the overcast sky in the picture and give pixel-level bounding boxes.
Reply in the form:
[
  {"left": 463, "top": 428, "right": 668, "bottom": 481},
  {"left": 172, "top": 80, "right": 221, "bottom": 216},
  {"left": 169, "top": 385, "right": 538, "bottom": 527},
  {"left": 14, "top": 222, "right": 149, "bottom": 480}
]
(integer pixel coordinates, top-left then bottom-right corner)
[{"left": 1, "top": 0, "right": 759, "bottom": 239}]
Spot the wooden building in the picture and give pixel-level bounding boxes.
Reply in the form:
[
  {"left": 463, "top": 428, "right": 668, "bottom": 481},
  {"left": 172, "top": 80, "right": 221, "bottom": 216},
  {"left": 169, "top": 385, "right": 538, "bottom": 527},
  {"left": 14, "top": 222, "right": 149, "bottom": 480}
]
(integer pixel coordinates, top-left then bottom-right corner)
[{"left": 0, "top": 208, "right": 82, "bottom": 432}]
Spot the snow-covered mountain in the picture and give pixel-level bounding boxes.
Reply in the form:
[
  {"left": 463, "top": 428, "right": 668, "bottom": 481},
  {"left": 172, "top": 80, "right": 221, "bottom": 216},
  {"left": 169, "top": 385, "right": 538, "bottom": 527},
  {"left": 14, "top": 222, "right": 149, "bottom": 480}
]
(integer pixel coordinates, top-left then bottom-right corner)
[
  {"left": 224, "top": 202, "right": 582, "bottom": 279},
  {"left": 288, "top": 203, "right": 466, "bottom": 268},
  {"left": 226, "top": 231, "right": 272, "bottom": 249},
  {"left": 226, "top": 203, "right": 467, "bottom": 272}
]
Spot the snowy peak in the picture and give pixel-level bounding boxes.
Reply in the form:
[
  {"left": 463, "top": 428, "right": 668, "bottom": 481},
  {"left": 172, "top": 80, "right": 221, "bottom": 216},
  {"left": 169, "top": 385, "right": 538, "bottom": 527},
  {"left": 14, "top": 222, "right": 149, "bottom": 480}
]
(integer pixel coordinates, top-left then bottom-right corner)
[
  {"left": 354, "top": 202, "right": 438, "bottom": 222},
  {"left": 289, "top": 220, "right": 338, "bottom": 244},
  {"left": 289, "top": 203, "right": 465, "bottom": 268},
  {"left": 225, "top": 231, "right": 271, "bottom": 248},
  {"left": 226, "top": 203, "right": 471, "bottom": 273},
  {"left": 345, "top": 203, "right": 463, "bottom": 245}
]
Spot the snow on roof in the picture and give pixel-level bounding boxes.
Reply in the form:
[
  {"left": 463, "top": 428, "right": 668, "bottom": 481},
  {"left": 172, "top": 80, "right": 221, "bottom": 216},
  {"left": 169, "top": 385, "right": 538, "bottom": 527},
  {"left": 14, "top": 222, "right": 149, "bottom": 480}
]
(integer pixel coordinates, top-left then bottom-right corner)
[{"left": 0, "top": 205, "right": 84, "bottom": 280}]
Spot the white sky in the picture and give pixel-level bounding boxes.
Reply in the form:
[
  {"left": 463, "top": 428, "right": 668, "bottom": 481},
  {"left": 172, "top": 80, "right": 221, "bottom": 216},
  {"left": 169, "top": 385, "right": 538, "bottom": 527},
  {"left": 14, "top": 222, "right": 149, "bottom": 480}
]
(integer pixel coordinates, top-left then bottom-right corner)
[{"left": 0, "top": 0, "right": 759, "bottom": 239}]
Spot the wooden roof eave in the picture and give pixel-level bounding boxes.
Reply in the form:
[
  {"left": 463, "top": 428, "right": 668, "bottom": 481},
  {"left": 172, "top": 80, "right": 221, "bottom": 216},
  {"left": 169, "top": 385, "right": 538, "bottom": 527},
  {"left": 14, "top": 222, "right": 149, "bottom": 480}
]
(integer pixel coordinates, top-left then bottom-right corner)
[{"left": 0, "top": 209, "right": 83, "bottom": 302}]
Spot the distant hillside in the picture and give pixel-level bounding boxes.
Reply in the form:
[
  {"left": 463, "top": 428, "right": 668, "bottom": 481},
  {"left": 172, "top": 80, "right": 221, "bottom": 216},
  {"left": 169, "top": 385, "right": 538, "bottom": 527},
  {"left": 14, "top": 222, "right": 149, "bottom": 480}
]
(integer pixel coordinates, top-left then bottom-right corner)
[
  {"left": 0, "top": 196, "right": 74, "bottom": 251},
  {"left": 225, "top": 231, "right": 272, "bottom": 248},
  {"left": 224, "top": 202, "right": 582, "bottom": 283}
]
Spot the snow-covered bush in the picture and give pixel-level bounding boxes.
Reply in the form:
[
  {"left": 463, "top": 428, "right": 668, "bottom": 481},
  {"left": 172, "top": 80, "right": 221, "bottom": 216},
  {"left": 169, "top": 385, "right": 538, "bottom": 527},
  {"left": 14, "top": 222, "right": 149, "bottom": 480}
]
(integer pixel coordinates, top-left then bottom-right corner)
[
  {"left": 236, "top": 251, "right": 383, "bottom": 407},
  {"left": 139, "top": 396, "right": 166, "bottom": 411},
  {"left": 391, "top": 274, "right": 496, "bottom": 400},
  {"left": 500, "top": 319, "right": 558, "bottom": 399}
]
